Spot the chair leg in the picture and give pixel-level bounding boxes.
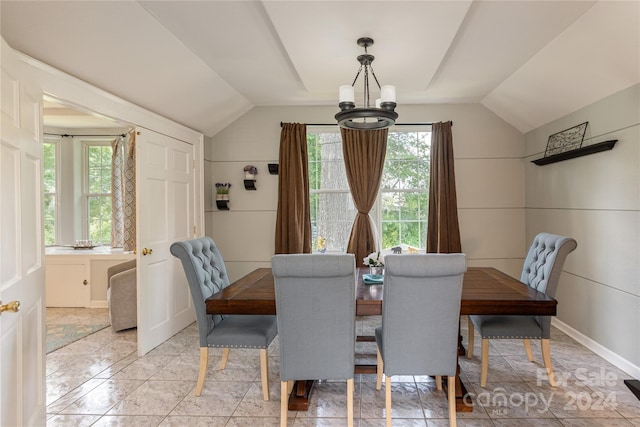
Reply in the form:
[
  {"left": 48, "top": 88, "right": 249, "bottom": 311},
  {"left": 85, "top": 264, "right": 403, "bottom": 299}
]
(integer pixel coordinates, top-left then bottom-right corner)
[
  {"left": 523, "top": 339, "right": 534, "bottom": 362},
  {"left": 220, "top": 347, "right": 230, "bottom": 369},
  {"left": 195, "top": 347, "right": 208, "bottom": 396},
  {"left": 260, "top": 348, "right": 270, "bottom": 400},
  {"left": 448, "top": 375, "right": 457, "bottom": 427},
  {"left": 480, "top": 339, "right": 489, "bottom": 387},
  {"left": 436, "top": 375, "right": 442, "bottom": 391},
  {"left": 541, "top": 339, "right": 557, "bottom": 386},
  {"left": 467, "top": 316, "right": 475, "bottom": 359},
  {"left": 280, "top": 381, "right": 288, "bottom": 427},
  {"left": 385, "top": 375, "right": 392, "bottom": 427},
  {"left": 347, "top": 378, "right": 354, "bottom": 427},
  {"left": 376, "top": 348, "right": 383, "bottom": 390}
]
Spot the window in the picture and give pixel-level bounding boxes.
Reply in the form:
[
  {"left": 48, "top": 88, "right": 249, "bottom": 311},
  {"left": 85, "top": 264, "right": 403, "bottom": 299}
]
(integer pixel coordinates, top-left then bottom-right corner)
[
  {"left": 43, "top": 139, "right": 58, "bottom": 245},
  {"left": 84, "top": 143, "right": 112, "bottom": 244},
  {"left": 308, "top": 128, "right": 430, "bottom": 253}
]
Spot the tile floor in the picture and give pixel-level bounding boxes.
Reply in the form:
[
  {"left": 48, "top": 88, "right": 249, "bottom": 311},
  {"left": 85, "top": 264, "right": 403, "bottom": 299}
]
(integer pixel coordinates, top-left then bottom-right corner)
[{"left": 46, "top": 308, "right": 640, "bottom": 426}]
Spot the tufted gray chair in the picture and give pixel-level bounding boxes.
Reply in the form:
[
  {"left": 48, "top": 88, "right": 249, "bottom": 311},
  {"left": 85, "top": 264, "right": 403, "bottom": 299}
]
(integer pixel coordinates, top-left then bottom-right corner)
[
  {"left": 272, "top": 254, "right": 356, "bottom": 427},
  {"left": 375, "top": 253, "right": 467, "bottom": 427},
  {"left": 170, "top": 237, "right": 277, "bottom": 399},
  {"left": 467, "top": 232, "right": 577, "bottom": 387}
]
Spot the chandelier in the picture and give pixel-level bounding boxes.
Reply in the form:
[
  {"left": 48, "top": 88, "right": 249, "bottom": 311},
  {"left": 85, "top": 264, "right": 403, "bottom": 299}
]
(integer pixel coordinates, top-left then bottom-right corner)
[{"left": 335, "top": 37, "right": 398, "bottom": 130}]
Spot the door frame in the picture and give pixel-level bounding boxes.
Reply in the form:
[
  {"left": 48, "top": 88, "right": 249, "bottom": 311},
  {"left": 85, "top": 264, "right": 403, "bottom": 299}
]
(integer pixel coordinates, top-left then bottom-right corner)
[{"left": 5, "top": 39, "right": 204, "bottom": 351}]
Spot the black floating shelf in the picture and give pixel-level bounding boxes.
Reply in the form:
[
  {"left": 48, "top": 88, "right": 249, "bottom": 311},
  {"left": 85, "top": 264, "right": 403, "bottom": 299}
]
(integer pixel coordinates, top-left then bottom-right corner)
[
  {"left": 532, "top": 140, "right": 617, "bottom": 166},
  {"left": 268, "top": 163, "right": 279, "bottom": 175},
  {"left": 244, "top": 179, "right": 256, "bottom": 190},
  {"left": 216, "top": 200, "right": 229, "bottom": 210}
]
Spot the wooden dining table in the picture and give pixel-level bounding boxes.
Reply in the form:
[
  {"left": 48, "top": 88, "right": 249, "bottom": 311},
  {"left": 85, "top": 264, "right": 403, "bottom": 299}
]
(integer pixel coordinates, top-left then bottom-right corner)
[{"left": 205, "top": 266, "right": 557, "bottom": 412}]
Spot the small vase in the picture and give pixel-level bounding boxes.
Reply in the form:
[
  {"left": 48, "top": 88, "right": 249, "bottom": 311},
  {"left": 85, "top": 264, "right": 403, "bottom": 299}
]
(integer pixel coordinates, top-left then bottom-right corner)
[
  {"left": 245, "top": 173, "right": 255, "bottom": 180},
  {"left": 369, "top": 266, "right": 384, "bottom": 276}
]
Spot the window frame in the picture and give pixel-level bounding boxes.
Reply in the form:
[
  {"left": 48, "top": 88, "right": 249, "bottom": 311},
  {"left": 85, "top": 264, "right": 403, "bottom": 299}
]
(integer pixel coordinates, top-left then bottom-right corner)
[
  {"left": 307, "top": 125, "right": 431, "bottom": 253},
  {"left": 81, "top": 138, "right": 113, "bottom": 244}
]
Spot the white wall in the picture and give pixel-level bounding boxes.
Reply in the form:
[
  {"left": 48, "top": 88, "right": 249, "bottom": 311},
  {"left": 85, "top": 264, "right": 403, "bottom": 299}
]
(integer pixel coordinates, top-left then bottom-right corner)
[
  {"left": 524, "top": 84, "right": 640, "bottom": 375},
  {"left": 206, "top": 103, "right": 526, "bottom": 282}
]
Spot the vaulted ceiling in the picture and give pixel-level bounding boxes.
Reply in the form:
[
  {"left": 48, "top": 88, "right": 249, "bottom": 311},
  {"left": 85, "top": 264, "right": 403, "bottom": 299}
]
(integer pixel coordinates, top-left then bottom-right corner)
[{"left": 2, "top": 1, "right": 638, "bottom": 137}]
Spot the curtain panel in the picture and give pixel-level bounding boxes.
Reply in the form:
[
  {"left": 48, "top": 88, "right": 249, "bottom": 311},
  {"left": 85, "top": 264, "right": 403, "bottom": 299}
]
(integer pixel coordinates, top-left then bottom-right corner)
[
  {"left": 275, "top": 123, "right": 312, "bottom": 254},
  {"left": 123, "top": 130, "right": 137, "bottom": 252},
  {"left": 426, "top": 121, "right": 461, "bottom": 253},
  {"left": 111, "top": 130, "right": 137, "bottom": 251},
  {"left": 111, "top": 136, "right": 125, "bottom": 248},
  {"left": 341, "top": 128, "right": 388, "bottom": 264}
]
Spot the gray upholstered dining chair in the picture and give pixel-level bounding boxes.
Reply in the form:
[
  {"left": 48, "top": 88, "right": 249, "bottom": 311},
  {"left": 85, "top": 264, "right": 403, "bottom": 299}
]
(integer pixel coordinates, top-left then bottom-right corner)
[
  {"left": 467, "top": 232, "right": 577, "bottom": 387},
  {"left": 375, "top": 253, "right": 466, "bottom": 427},
  {"left": 272, "top": 254, "right": 356, "bottom": 427},
  {"left": 170, "top": 237, "right": 277, "bottom": 400}
]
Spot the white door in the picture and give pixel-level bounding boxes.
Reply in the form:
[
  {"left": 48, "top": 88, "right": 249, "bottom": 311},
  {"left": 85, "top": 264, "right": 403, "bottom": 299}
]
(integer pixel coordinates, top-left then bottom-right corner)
[
  {"left": 136, "top": 128, "right": 196, "bottom": 355},
  {"left": 1, "top": 59, "right": 46, "bottom": 425}
]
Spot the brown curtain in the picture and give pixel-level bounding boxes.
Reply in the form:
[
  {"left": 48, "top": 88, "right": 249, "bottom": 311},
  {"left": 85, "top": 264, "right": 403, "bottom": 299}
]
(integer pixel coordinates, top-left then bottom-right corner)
[
  {"left": 427, "top": 121, "right": 461, "bottom": 253},
  {"left": 341, "top": 128, "right": 388, "bottom": 263},
  {"left": 275, "top": 123, "right": 311, "bottom": 254}
]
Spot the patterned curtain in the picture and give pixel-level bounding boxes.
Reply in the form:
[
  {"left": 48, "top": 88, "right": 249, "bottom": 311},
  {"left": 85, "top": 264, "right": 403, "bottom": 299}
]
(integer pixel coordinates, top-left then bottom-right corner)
[
  {"left": 110, "top": 130, "right": 136, "bottom": 251},
  {"left": 111, "top": 136, "right": 125, "bottom": 248},
  {"left": 123, "top": 130, "right": 136, "bottom": 252}
]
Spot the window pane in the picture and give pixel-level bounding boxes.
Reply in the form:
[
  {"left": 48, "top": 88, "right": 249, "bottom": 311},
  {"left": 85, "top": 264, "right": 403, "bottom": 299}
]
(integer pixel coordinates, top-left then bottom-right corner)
[
  {"left": 87, "top": 144, "right": 112, "bottom": 244},
  {"left": 43, "top": 142, "right": 56, "bottom": 193},
  {"left": 88, "top": 195, "right": 112, "bottom": 244},
  {"left": 43, "top": 141, "right": 57, "bottom": 244},
  {"left": 308, "top": 133, "right": 348, "bottom": 191},
  {"left": 311, "top": 192, "right": 356, "bottom": 253},
  {"left": 44, "top": 194, "right": 56, "bottom": 245}
]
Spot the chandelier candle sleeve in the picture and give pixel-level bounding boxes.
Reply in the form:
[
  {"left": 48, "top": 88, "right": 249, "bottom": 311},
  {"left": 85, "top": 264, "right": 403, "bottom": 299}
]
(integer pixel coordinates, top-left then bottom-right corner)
[
  {"left": 381, "top": 85, "right": 396, "bottom": 103},
  {"left": 340, "top": 85, "right": 355, "bottom": 103}
]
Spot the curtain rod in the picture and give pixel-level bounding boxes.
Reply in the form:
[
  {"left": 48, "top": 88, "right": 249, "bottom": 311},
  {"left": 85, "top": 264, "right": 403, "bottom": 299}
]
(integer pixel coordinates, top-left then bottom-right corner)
[
  {"left": 280, "top": 121, "right": 451, "bottom": 127},
  {"left": 44, "top": 132, "right": 127, "bottom": 138}
]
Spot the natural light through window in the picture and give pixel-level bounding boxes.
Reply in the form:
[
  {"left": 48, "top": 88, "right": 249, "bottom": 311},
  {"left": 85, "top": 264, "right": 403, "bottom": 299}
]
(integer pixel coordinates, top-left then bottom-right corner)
[
  {"left": 85, "top": 143, "right": 113, "bottom": 244},
  {"left": 308, "top": 128, "right": 430, "bottom": 253},
  {"left": 43, "top": 139, "right": 58, "bottom": 245}
]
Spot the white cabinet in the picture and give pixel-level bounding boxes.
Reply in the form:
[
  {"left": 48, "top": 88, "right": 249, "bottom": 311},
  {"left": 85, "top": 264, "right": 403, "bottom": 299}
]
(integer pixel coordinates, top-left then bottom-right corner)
[
  {"left": 45, "top": 262, "right": 89, "bottom": 307},
  {"left": 45, "top": 247, "right": 136, "bottom": 308}
]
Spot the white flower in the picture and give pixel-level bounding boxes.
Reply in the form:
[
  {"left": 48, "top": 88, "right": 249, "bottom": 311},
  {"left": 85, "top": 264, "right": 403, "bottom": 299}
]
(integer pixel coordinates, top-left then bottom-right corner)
[{"left": 363, "top": 251, "right": 384, "bottom": 267}]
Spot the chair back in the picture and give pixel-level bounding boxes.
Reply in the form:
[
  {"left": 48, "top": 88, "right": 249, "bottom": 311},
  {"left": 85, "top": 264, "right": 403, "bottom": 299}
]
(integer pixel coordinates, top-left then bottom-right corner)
[
  {"left": 380, "top": 254, "right": 466, "bottom": 377},
  {"left": 272, "top": 254, "right": 356, "bottom": 381},
  {"left": 521, "top": 232, "right": 577, "bottom": 297},
  {"left": 170, "top": 237, "right": 231, "bottom": 347},
  {"left": 520, "top": 232, "right": 577, "bottom": 337}
]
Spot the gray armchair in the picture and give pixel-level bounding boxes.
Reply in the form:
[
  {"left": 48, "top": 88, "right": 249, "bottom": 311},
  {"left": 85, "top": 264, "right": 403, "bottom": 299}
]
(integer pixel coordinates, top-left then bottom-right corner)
[
  {"left": 107, "top": 259, "right": 137, "bottom": 332},
  {"left": 272, "top": 254, "right": 356, "bottom": 427},
  {"left": 171, "top": 237, "right": 277, "bottom": 399},
  {"left": 375, "top": 253, "right": 466, "bottom": 427},
  {"left": 468, "top": 232, "right": 577, "bottom": 387}
]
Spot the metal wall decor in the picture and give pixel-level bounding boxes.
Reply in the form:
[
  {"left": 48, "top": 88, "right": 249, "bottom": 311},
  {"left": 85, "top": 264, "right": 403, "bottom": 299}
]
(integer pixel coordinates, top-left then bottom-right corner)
[{"left": 544, "top": 122, "right": 588, "bottom": 157}]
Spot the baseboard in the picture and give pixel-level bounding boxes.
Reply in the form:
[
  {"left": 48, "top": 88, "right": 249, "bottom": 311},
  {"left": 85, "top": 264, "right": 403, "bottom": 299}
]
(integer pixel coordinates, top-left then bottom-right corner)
[
  {"left": 552, "top": 318, "right": 640, "bottom": 379},
  {"left": 89, "top": 301, "right": 108, "bottom": 309}
]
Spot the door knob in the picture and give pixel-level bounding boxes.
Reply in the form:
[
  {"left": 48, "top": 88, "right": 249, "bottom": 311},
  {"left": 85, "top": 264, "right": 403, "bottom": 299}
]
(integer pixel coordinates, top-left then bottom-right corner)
[
  {"left": 0, "top": 300, "right": 20, "bottom": 314},
  {"left": 142, "top": 248, "right": 153, "bottom": 256}
]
